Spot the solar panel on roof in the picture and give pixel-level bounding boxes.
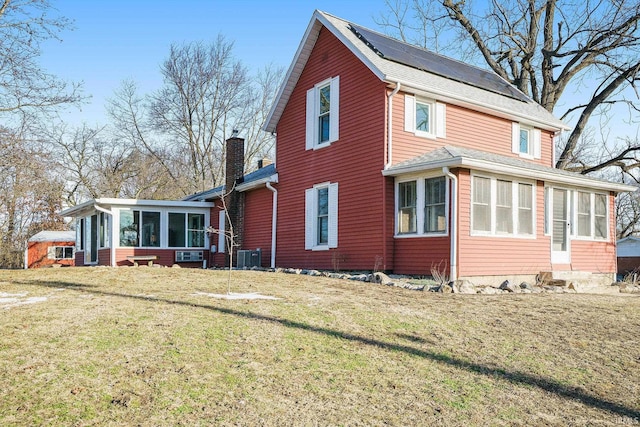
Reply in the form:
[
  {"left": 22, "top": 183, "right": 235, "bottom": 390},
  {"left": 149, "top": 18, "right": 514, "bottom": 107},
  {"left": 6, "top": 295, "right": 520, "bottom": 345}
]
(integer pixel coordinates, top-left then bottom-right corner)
[{"left": 349, "top": 24, "right": 530, "bottom": 103}]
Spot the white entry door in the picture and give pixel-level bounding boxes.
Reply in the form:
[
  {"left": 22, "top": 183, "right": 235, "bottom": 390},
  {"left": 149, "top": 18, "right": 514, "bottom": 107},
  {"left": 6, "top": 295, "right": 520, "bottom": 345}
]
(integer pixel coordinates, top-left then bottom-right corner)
[{"left": 551, "top": 188, "right": 570, "bottom": 264}]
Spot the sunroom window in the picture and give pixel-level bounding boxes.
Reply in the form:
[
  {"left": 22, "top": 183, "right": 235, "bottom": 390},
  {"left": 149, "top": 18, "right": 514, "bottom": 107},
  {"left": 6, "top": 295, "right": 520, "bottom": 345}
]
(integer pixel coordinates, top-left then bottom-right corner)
[{"left": 472, "top": 175, "right": 535, "bottom": 237}]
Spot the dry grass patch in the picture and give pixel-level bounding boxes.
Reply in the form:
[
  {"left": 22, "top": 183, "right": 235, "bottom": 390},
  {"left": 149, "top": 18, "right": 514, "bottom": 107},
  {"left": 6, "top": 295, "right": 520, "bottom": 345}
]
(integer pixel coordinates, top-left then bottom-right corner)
[{"left": 0, "top": 267, "right": 639, "bottom": 426}]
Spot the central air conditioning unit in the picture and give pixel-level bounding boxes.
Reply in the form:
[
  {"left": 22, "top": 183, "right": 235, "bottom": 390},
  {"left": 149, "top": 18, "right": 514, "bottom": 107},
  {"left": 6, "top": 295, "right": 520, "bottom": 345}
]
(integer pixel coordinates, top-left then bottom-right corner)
[{"left": 236, "top": 249, "right": 261, "bottom": 268}]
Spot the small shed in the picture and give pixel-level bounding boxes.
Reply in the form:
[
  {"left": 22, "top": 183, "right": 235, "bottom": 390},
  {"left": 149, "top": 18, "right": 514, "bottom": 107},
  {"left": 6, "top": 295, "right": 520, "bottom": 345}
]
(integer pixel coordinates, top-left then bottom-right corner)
[
  {"left": 616, "top": 236, "right": 640, "bottom": 275},
  {"left": 25, "top": 230, "right": 76, "bottom": 269}
]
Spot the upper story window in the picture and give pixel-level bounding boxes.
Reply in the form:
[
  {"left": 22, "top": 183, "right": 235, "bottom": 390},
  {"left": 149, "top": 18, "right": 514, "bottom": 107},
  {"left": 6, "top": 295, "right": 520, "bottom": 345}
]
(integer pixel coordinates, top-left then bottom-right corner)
[
  {"left": 471, "top": 174, "right": 535, "bottom": 237},
  {"left": 404, "top": 95, "right": 446, "bottom": 139},
  {"left": 396, "top": 176, "right": 447, "bottom": 237},
  {"left": 512, "top": 123, "right": 541, "bottom": 159},
  {"left": 305, "top": 182, "right": 339, "bottom": 250},
  {"left": 306, "top": 76, "right": 340, "bottom": 150}
]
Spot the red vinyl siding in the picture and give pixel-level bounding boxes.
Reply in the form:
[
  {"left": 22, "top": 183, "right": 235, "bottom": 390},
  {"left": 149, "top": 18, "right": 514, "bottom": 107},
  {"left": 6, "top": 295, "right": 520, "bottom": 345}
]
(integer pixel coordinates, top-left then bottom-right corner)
[
  {"left": 393, "top": 237, "right": 450, "bottom": 276},
  {"left": 97, "top": 248, "right": 111, "bottom": 266},
  {"left": 568, "top": 193, "right": 616, "bottom": 274},
  {"left": 391, "top": 95, "right": 554, "bottom": 167},
  {"left": 243, "top": 187, "right": 273, "bottom": 267},
  {"left": 457, "top": 169, "right": 552, "bottom": 276},
  {"left": 275, "top": 27, "right": 390, "bottom": 270}
]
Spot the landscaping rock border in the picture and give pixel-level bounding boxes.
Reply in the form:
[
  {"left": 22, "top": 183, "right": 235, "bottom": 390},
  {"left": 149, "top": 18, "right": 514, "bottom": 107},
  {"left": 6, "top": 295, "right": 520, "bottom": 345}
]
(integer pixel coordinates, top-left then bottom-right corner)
[{"left": 224, "top": 266, "right": 636, "bottom": 295}]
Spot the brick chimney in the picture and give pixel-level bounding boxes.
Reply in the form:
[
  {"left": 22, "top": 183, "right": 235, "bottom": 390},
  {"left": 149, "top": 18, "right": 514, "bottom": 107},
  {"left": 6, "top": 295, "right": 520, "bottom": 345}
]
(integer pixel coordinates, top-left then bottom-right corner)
[{"left": 224, "top": 131, "right": 245, "bottom": 266}]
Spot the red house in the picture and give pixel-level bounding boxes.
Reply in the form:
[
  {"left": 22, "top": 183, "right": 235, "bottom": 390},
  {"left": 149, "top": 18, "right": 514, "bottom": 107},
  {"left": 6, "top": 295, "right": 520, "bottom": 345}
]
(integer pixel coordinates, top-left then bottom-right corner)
[
  {"left": 63, "top": 10, "right": 634, "bottom": 286},
  {"left": 25, "top": 230, "right": 76, "bottom": 269}
]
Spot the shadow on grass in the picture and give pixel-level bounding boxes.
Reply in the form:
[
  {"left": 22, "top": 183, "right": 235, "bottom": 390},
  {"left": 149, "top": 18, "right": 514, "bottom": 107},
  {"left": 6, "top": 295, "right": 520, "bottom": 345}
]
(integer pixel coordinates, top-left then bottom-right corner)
[{"left": 20, "top": 279, "right": 640, "bottom": 419}]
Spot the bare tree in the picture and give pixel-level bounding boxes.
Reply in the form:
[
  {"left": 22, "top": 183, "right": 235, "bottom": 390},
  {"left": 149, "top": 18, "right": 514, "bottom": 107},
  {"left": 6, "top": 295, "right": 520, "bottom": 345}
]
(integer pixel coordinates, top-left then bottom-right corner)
[
  {"left": 378, "top": 0, "right": 640, "bottom": 175},
  {"left": 0, "top": 125, "right": 65, "bottom": 267},
  {"left": 149, "top": 37, "right": 250, "bottom": 192},
  {"left": 108, "top": 40, "right": 282, "bottom": 198},
  {"left": 0, "top": 0, "right": 83, "bottom": 119}
]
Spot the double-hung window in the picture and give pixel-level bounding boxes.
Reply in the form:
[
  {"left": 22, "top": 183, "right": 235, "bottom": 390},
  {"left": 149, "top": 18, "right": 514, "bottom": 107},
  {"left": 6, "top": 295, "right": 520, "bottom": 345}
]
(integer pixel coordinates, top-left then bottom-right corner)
[
  {"left": 425, "top": 177, "right": 446, "bottom": 233},
  {"left": 404, "top": 95, "right": 446, "bottom": 139},
  {"left": 398, "top": 181, "right": 417, "bottom": 234},
  {"left": 305, "top": 182, "right": 338, "bottom": 250},
  {"left": 576, "top": 192, "right": 608, "bottom": 240},
  {"left": 471, "top": 175, "right": 535, "bottom": 237},
  {"left": 396, "top": 176, "right": 447, "bottom": 236},
  {"left": 306, "top": 76, "right": 340, "bottom": 150},
  {"left": 512, "top": 123, "right": 541, "bottom": 159}
]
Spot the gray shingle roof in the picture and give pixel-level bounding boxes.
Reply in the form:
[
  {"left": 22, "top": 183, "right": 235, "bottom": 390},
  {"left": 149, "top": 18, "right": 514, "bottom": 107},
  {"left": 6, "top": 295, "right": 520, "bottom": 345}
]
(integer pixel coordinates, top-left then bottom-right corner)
[
  {"left": 183, "top": 163, "right": 276, "bottom": 202},
  {"left": 265, "top": 10, "right": 568, "bottom": 133},
  {"left": 384, "top": 145, "right": 635, "bottom": 192},
  {"left": 28, "top": 230, "right": 75, "bottom": 242}
]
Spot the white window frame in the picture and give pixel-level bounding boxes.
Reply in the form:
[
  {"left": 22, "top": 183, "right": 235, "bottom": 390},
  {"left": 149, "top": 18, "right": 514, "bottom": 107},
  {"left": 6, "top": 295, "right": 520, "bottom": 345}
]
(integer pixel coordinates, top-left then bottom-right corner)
[
  {"left": 470, "top": 173, "right": 536, "bottom": 238},
  {"left": 512, "top": 122, "right": 541, "bottom": 159},
  {"left": 305, "top": 182, "right": 338, "bottom": 250},
  {"left": 47, "top": 246, "right": 74, "bottom": 260},
  {"left": 113, "top": 207, "right": 210, "bottom": 249},
  {"left": 394, "top": 174, "right": 449, "bottom": 238},
  {"left": 404, "top": 95, "right": 446, "bottom": 139},
  {"left": 572, "top": 191, "right": 609, "bottom": 241},
  {"left": 306, "top": 76, "right": 340, "bottom": 150}
]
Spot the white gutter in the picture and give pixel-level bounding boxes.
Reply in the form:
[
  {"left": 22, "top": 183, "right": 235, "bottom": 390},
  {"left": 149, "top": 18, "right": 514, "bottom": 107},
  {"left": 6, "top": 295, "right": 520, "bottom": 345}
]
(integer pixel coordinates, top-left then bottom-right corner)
[
  {"left": 443, "top": 167, "right": 458, "bottom": 282},
  {"left": 265, "top": 181, "right": 278, "bottom": 269},
  {"left": 383, "top": 157, "right": 637, "bottom": 193},
  {"left": 388, "top": 77, "right": 570, "bottom": 132},
  {"left": 385, "top": 82, "right": 401, "bottom": 169},
  {"left": 24, "top": 240, "right": 28, "bottom": 270}
]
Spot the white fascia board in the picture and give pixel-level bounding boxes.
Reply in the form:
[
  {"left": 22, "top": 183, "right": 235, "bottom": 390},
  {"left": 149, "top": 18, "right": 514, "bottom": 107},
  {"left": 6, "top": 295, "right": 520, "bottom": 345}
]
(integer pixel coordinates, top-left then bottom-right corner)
[
  {"left": 264, "top": 13, "right": 323, "bottom": 133},
  {"left": 462, "top": 159, "right": 637, "bottom": 192},
  {"left": 60, "top": 198, "right": 215, "bottom": 217},
  {"left": 94, "top": 198, "right": 214, "bottom": 208},
  {"left": 317, "top": 12, "right": 386, "bottom": 81},
  {"left": 59, "top": 199, "right": 97, "bottom": 217},
  {"left": 236, "top": 174, "right": 279, "bottom": 192},
  {"left": 382, "top": 158, "right": 459, "bottom": 177},
  {"left": 383, "top": 158, "right": 636, "bottom": 193},
  {"left": 388, "top": 78, "right": 570, "bottom": 132}
]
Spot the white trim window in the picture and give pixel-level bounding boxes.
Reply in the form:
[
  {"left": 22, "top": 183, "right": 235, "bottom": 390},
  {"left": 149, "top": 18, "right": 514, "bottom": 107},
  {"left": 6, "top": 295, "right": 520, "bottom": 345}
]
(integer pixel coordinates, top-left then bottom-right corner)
[
  {"left": 396, "top": 175, "right": 448, "bottom": 236},
  {"left": 575, "top": 191, "right": 608, "bottom": 240},
  {"left": 119, "top": 210, "right": 161, "bottom": 248},
  {"left": 512, "top": 123, "right": 541, "bottom": 159},
  {"left": 306, "top": 76, "right": 340, "bottom": 150},
  {"left": 471, "top": 174, "right": 535, "bottom": 237},
  {"left": 168, "top": 212, "right": 206, "bottom": 248},
  {"left": 404, "top": 95, "right": 446, "bottom": 139},
  {"left": 47, "top": 246, "right": 74, "bottom": 260},
  {"left": 398, "top": 181, "right": 417, "bottom": 234},
  {"left": 305, "top": 182, "right": 338, "bottom": 250}
]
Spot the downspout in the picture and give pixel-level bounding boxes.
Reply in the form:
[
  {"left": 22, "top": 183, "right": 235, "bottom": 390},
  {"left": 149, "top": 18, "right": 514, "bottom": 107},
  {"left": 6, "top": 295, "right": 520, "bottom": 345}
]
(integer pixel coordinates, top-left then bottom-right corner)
[
  {"left": 383, "top": 82, "right": 401, "bottom": 272},
  {"left": 93, "top": 204, "right": 115, "bottom": 267},
  {"left": 443, "top": 167, "right": 458, "bottom": 281},
  {"left": 266, "top": 181, "right": 278, "bottom": 269},
  {"left": 385, "top": 82, "right": 401, "bottom": 170}
]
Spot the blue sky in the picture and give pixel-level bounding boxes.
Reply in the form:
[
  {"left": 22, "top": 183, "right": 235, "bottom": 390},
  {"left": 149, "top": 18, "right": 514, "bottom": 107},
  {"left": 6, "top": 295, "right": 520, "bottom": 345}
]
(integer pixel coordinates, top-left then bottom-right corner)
[{"left": 40, "top": 1, "right": 390, "bottom": 126}]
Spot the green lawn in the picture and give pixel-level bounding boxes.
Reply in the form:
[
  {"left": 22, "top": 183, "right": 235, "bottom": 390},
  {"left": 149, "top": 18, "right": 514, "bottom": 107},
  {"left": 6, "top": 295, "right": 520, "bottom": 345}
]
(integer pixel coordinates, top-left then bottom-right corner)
[{"left": 0, "top": 267, "right": 638, "bottom": 426}]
